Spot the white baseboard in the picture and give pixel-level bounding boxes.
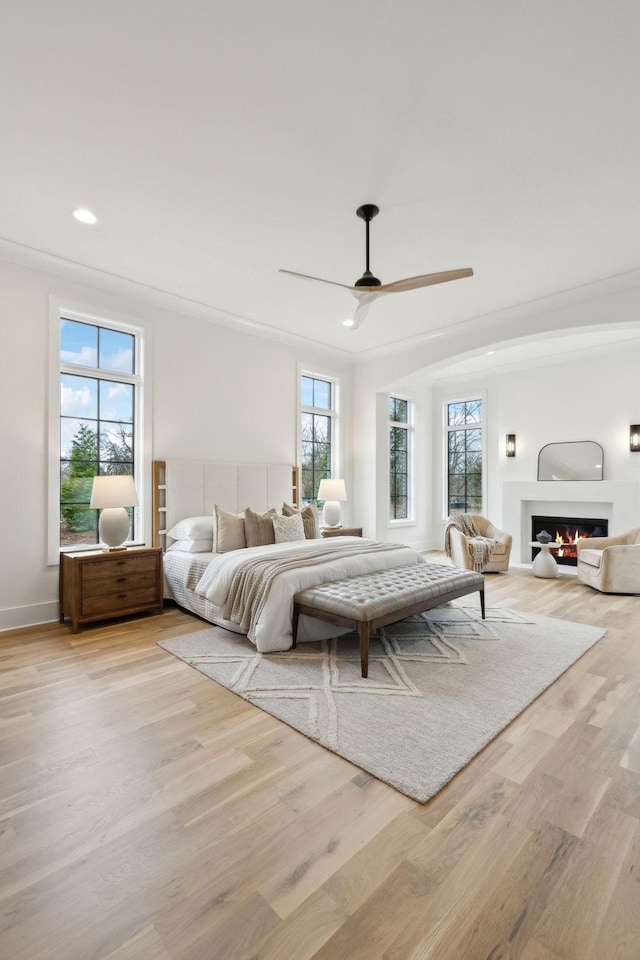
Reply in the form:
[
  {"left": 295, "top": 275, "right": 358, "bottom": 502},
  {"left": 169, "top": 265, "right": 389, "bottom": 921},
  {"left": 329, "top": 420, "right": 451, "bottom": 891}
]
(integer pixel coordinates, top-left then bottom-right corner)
[{"left": 0, "top": 601, "right": 59, "bottom": 633}]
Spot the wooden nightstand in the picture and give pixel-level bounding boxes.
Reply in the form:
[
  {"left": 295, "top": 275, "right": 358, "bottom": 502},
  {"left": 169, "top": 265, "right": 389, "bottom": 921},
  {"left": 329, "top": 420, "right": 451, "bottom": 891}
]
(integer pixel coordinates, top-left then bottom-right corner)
[
  {"left": 60, "top": 546, "right": 163, "bottom": 633},
  {"left": 321, "top": 527, "right": 363, "bottom": 538}
]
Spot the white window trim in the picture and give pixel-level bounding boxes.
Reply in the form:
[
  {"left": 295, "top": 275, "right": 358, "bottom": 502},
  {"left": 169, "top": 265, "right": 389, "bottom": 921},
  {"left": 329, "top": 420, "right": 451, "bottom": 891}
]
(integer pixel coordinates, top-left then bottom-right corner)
[
  {"left": 389, "top": 394, "right": 414, "bottom": 525},
  {"left": 47, "top": 297, "right": 152, "bottom": 564}
]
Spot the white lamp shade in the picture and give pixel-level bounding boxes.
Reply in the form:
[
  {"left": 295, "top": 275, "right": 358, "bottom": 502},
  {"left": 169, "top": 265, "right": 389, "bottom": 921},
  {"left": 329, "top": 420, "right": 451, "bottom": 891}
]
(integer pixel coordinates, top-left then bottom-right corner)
[
  {"left": 90, "top": 474, "right": 139, "bottom": 509},
  {"left": 317, "top": 478, "right": 347, "bottom": 502}
]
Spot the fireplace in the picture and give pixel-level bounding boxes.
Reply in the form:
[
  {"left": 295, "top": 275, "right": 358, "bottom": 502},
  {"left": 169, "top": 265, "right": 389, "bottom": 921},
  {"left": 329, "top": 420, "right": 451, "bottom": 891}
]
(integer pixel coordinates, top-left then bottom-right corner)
[{"left": 531, "top": 515, "right": 608, "bottom": 566}]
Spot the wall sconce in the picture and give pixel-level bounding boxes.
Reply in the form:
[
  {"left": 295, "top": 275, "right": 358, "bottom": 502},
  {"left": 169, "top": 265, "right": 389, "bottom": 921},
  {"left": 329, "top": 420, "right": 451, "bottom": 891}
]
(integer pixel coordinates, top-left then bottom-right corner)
[
  {"left": 630, "top": 425, "right": 640, "bottom": 452},
  {"left": 506, "top": 434, "right": 516, "bottom": 458}
]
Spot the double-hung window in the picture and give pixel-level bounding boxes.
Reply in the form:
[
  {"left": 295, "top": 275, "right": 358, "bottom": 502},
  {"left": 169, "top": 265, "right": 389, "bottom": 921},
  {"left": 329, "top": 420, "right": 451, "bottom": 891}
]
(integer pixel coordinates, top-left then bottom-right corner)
[
  {"left": 52, "top": 311, "right": 144, "bottom": 557},
  {"left": 389, "top": 396, "right": 412, "bottom": 520},
  {"left": 300, "top": 374, "right": 337, "bottom": 504},
  {"left": 446, "top": 398, "right": 482, "bottom": 515}
]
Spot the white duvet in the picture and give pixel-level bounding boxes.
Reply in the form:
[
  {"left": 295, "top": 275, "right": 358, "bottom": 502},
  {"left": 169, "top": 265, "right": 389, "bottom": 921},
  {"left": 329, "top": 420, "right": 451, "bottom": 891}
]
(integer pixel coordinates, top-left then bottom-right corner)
[{"left": 193, "top": 536, "right": 424, "bottom": 652}]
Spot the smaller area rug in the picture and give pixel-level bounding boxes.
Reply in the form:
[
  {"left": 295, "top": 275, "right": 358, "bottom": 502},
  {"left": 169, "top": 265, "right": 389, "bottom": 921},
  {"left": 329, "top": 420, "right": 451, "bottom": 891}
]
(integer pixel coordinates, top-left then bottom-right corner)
[{"left": 158, "top": 603, "right": 605, "bottom": 803}]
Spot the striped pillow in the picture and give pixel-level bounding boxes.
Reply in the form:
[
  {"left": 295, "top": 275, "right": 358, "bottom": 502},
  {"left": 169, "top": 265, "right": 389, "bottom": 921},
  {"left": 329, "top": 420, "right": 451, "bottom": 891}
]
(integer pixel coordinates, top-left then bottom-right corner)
[{"left": 244, "top": 508, "right": 277, "bottom": 548}]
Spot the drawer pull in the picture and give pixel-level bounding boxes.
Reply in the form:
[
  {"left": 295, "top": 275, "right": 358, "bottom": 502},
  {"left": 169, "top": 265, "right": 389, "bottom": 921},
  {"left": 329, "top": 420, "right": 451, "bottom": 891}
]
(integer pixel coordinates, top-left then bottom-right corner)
[
  {"left": 117, "top": 593, "right": 128, "bottom": 599},
  {"left": 116, "top": 577, "right": 127, "bottom": 583}
]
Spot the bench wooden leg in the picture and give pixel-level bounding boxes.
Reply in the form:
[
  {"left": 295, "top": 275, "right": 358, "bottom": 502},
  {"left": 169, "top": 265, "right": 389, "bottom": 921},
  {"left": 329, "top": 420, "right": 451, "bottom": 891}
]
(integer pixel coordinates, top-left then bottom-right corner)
[
  {"left": 480, "top": 588, "right": 485, "bottom": 619},
  {"left": 357, "top": 621, "right": 371, "bottom": 678},
  {"left": 292, "top": 603, "right": 300, "bottom": 648}
]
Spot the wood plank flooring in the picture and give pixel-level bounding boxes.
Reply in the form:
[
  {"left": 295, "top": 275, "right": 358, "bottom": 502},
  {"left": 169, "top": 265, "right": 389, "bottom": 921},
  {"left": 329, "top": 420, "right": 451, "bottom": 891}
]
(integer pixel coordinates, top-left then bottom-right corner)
[{"left": 1, "top": 565, "right": 639, "bottom": 959}]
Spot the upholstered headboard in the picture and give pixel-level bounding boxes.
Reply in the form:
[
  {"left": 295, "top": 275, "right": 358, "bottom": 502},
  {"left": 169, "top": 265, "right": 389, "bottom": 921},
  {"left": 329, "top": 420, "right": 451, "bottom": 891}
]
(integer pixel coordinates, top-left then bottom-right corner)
[{"left": 152, "top": 460, "right": 299, "bottom": 549}]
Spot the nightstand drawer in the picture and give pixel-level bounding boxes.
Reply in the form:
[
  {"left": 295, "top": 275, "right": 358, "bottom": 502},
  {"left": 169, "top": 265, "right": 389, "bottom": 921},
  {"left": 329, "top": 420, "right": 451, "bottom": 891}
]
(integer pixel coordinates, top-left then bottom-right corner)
[
  {"left": 82, "top": 567, "right": 157, "bottom": 598},
  {"left": 81, "top": 554, "right": 158, "bottom": 590},
  {"left": 82, "top": 585, "right": 159, "bottom": 617}
]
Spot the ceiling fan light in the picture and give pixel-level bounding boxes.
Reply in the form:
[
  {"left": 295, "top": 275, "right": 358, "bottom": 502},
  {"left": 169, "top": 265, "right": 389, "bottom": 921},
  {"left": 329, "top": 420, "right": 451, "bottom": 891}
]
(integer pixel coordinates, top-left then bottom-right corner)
[{"left": 72, "top": 207, "right": 97, "bottom": 225}]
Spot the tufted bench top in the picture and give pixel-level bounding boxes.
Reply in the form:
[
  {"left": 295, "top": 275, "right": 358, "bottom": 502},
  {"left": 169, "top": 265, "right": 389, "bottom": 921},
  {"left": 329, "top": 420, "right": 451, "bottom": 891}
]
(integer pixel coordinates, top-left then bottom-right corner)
[
  {"left": 294, "top": 563, "right": 483, "bottom": 620},
  {"left": 292, "top": 562, "right": 485, "bottom": 677}
]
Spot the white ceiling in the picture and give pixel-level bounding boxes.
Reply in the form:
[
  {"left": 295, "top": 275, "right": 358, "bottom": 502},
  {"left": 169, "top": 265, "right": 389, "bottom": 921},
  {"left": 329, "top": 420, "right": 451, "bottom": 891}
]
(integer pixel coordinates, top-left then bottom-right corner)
[{"left": 2, "top": 2, "right": 640, "bottom": 357}]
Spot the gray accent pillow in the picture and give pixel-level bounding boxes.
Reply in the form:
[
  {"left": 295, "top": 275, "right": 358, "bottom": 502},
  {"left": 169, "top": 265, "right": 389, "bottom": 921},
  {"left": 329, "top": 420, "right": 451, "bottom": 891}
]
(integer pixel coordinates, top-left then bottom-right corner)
[
  {"left": 244, "top": 507, "right": 277, "bottom": 548},
  {"left": 282, "top": 502, "right": 320, "bottom": 539}
]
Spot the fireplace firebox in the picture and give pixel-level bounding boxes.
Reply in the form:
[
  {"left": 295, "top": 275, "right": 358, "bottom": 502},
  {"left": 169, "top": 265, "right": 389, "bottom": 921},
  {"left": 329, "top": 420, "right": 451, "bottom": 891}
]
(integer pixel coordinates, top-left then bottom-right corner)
[{"left": 531, "top": 515, "right": 608, "bottom": 566}]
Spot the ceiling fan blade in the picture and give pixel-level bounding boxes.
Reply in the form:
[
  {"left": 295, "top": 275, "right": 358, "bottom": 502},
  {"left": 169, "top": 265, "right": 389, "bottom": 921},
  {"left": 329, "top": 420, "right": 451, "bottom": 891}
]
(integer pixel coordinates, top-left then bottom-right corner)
[
  {"left": 379, "top": 268, "right": 474, "bottom": 294},
  {"left": 279, "top": 269, "right": 353, "bottom": 291},
  {"left": 349, "top": 299, "right": 374, "bottom": 331}
]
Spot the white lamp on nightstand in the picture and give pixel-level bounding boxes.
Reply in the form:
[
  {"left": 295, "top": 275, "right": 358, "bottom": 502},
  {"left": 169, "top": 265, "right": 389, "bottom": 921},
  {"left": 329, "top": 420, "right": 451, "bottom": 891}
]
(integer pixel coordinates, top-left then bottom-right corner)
[
  {"left": 317, "top": 478, "right": 347, "bottom": 529},
  {"left": 90, "top": 475, "right": 139, "bottom": 550}
]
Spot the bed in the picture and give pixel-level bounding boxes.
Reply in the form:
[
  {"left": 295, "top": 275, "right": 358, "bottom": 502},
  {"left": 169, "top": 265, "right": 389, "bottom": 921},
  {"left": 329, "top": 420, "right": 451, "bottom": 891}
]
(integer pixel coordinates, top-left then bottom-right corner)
[{"left": 152, "top": 459, "right": 425, "bottom": 652}]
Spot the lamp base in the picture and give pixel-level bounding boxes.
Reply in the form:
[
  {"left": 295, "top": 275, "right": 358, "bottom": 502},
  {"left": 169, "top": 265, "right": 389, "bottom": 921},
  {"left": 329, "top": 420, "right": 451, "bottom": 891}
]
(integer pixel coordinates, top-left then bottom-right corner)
[
  {"left": 98, "top": 507, "right": 131, "bottom": 549},
  {"left": 322, "top": 501, "right": 342, "bottom": 528}
]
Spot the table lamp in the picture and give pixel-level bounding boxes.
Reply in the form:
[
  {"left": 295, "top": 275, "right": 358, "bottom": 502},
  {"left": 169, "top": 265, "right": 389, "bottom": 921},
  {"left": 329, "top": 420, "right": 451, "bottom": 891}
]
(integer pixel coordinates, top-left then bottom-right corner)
[
  {"left": 90, "top": 474, "right": 139, "bottom": 549},
  {"left": 317, "top": 478, "right": 347, "bottom": 528}
]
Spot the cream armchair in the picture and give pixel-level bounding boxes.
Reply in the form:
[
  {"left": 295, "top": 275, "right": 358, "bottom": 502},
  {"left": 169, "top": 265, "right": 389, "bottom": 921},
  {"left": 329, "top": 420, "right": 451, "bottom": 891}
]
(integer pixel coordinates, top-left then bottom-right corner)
[
  {"left": 446, "top": 514, "right": 512, "bottom": 573},
  {"left": 576, "top": 526, "right": 640, "bottom": 593}
]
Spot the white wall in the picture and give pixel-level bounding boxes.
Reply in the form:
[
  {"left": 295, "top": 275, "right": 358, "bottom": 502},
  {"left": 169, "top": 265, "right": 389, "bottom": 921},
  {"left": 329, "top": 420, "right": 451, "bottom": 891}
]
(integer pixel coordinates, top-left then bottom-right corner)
[{"left": 0, "top": 257, "right": 353, "bottom": 630}]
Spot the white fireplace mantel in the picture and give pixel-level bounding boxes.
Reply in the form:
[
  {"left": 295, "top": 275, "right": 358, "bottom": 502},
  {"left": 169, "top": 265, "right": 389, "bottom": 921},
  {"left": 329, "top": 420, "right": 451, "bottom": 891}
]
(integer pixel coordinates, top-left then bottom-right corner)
[{"left": 501, "top": 481, "right": 640, "bottom": 563}]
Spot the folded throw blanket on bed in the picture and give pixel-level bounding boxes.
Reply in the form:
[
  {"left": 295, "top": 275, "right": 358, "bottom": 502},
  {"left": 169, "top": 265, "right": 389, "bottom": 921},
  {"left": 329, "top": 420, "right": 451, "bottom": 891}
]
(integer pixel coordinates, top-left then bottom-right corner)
[{"left": 444, "top": 515, "right": 497, "bottom": 572}]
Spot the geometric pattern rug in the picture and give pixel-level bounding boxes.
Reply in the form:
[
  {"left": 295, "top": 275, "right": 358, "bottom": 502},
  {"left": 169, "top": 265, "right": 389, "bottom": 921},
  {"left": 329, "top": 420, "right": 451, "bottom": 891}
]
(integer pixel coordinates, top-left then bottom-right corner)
[{"left": 158, "top": 602, "right": 606, "bottom": 803}]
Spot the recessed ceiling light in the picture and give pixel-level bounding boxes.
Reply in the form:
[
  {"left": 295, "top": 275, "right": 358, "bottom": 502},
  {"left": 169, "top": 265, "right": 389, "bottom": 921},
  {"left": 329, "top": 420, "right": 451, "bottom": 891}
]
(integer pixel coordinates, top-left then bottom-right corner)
[
  {"left": 342, "top": 318, "right": 354, "bottom": 327},
  {"left": 72, "top": 208, "right": 97, "bottom": 225}
]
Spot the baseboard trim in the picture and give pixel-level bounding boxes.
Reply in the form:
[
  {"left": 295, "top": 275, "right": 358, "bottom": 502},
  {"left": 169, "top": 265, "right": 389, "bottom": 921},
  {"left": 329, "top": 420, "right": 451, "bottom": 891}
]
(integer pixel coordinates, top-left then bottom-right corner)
[{"left": 0, "top": 601, "right": 59, "bottom": 633}]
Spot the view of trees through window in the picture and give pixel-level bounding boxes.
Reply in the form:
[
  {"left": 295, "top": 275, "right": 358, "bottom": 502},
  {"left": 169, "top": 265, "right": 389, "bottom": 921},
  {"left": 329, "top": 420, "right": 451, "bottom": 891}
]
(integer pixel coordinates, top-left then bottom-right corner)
[
  {"left": 447, "top": 398, "right": 482, "bottom": 515},
  {"left": 301, "top": 375, "right": 334, "bottom": 505},
  {"left": 60, "top": 318, "right": 137, "bottom": 547},
  {"left": 389, "top": 397, "right": 410, "bottom": 520}
]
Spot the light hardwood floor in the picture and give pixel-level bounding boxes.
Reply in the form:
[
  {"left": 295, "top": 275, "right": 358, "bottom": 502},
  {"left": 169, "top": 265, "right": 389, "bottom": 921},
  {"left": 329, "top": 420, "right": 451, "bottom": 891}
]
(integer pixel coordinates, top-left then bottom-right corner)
[{"left": 1, "top": 565, "right": 639, "bottom": 959}]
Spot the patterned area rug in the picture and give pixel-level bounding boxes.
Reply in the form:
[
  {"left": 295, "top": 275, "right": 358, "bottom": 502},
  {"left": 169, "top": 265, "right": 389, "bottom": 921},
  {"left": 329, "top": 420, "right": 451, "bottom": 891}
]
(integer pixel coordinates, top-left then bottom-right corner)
[{"left": 158, "top": 602, "right": 605, "bottom": 803}]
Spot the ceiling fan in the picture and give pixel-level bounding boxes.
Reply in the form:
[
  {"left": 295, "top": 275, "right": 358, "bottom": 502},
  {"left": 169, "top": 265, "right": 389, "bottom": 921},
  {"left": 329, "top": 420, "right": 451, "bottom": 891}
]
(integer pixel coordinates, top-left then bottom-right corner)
[{"left": 280, "top": 204, "right": 473, "bottom": 330}]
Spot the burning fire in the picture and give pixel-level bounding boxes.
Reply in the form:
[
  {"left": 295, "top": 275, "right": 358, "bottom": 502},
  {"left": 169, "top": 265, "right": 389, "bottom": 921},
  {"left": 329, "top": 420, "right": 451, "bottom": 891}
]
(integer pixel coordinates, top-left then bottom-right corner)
[{"left": 554, "top": 528, "right": 589, "bottom": 558}]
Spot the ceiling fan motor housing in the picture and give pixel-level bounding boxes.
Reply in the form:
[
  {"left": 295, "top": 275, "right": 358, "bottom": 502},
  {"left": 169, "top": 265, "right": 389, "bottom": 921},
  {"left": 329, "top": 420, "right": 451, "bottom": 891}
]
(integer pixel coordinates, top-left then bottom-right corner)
[{"left": 354, "top": 271, "right": 381, "bottom": 287}]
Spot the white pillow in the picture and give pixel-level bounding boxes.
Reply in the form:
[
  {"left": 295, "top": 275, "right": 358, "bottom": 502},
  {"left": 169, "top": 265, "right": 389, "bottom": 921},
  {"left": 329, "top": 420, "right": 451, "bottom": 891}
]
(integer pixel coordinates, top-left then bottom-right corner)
[
  {"left": 272, "top": 512, "right": 306, "bottom": 543},
  {"left": 166, "top": 539, "right": 212, "bottom": 553},
  {"left": 166, "top": 515, "right": 214, "bottom": 541},
  {"left": 213, "top": 503, "right": 247, "bottom": 552}
]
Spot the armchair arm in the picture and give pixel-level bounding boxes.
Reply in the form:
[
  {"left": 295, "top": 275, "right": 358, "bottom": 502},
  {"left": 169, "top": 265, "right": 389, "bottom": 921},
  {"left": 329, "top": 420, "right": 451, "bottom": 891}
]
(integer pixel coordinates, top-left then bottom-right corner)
[
  {"left": 446, "top": 526, "right": 473, "bottom": 570},
  {"left": 598, "top": 543, "right": 640, "bottom": 593},
  {"left": 577, "top": 534, "right": 626, "bottom": 552}
]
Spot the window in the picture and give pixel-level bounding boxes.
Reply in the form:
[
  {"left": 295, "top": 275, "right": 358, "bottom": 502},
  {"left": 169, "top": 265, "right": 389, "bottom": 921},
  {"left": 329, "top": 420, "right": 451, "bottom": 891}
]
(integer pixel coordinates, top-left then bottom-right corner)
[
  {"left": 389, "top": 396, "right": 412, "bottom": 520},
  {"left": 300, "top": 374, "right": 337, "bottom": 504},
  {"left": 446, "top": 398, "right": 482, "bottom": 515},
  {"left": 55, "top": 313, "right": 143, "bottom": 552}
]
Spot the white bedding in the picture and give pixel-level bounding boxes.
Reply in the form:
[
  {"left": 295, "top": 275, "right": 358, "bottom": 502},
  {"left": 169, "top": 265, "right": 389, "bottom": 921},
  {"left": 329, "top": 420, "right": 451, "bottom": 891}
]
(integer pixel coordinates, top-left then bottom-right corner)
[{"left": 192, "top": 536, "right": 424, "bottom": 652}]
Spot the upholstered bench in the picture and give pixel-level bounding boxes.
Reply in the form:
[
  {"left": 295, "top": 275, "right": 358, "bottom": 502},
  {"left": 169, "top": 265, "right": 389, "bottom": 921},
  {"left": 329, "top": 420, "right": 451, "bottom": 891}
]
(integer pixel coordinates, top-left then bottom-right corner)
[{"left": 292, "top": 563, "right": 485, "bottom": 678}]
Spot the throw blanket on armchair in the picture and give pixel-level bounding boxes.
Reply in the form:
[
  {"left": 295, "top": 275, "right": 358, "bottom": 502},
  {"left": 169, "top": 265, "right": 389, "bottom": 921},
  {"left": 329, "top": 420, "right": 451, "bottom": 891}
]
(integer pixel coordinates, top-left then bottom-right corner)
[{"left": 444, "top": 515, "right": 497, "bottom": 572}]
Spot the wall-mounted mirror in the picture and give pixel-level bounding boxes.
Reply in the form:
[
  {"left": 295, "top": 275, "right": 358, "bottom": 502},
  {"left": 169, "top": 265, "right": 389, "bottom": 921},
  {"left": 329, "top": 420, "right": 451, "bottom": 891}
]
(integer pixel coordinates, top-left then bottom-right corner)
[{"left": 537, "top": 441, "right": 604, "bottom": 481}]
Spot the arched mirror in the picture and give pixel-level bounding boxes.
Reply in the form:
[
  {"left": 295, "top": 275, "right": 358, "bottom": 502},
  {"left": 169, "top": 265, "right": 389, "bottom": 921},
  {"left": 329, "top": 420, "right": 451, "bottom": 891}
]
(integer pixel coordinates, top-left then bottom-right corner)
[{"left": 537, "top": 441, "right": 604, "bottom": 481}]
